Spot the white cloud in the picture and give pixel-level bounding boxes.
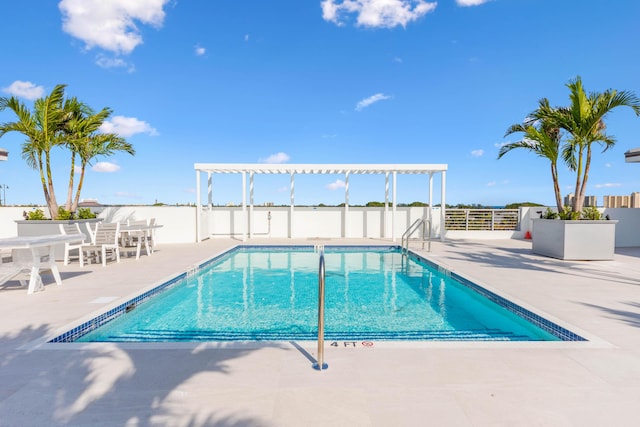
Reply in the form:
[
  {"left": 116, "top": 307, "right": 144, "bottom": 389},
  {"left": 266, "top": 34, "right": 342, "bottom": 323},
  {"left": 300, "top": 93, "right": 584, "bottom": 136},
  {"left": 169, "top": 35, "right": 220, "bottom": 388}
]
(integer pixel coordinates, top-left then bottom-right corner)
[
  {"left": 494, "top": 141, "right": 509, "bottom": 149},
  {"left": 2, "top": 81, "right": 44, "bottom": 100},
  {"left": 605, "top": 162, "right": 612, "bottom": 168},
  {"left": 326, "top": 179, "right": 346, "bottom": 190},
  {"left": 393, "top": 57, "right": 403, "bottom": 63},
  {"left": 487, "top": 181, "right": 496, "bottom": 187},
  {"left": 260, "top": 152, "right": 290, "bottom": 164},
  {"left": 471, "top": 149, "right": 484, "bottom": 157},
  {"left": 321, "top": 0, "right": 437, "bottom": 28},
  {"left": 58, "top": 0, "right": 169, "bottom": 55},
  {"left": 456, "top": 0, "right": 490, "bottom": 6},
  {"left": 195, "top": 45, "right": 206, "bottom": 56},
  {"left": 95, "top": 55, "right": 134, "bottom": 72},
  {"left": 594, "top": 183, "right": 622, "bottom": 189},
  {"left": 99, "top": 115, "right": 158, "bottom": 137},
  {"left": 93, "top": 162, "right": 120, "bottom": 173},
  {"left": 244, "top": 34, "right": 250, "bottom": 42},
  {"left": 356, "top": 93, "right": 391, "bottom": 111}
]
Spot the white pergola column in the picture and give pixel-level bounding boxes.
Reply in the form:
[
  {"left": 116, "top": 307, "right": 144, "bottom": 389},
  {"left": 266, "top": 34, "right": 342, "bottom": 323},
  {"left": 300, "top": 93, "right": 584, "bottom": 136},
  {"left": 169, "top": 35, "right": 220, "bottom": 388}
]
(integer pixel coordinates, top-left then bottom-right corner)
[
  {"left": 392, "top": 171, "right": 397, "bottom": 242},
  {"left": 384, "top": 172, "right": 389, "bottom": 239},
  {"left": 196, "top": 169, "right": 202, "bottom": 242},
  {"left": 289, "top": 172, "right": 295, "bottom": 238},
  {"left": 249, "top": 171, "right": 254, "bottom": 239},
  {"left": 344, "top": 172, "right": 350, "bottom": 238},
  {"left": 441, "top": 170, "right": 446, "bottom": 242},
  {"left": 207, "top": 172, "right": 212, "bottom": 208},
  {"left": 428, "top": 172, "right": 433, "bottom": 223},
  {"left": 241, "top": 172, "right": 247, "bottom": 242}
]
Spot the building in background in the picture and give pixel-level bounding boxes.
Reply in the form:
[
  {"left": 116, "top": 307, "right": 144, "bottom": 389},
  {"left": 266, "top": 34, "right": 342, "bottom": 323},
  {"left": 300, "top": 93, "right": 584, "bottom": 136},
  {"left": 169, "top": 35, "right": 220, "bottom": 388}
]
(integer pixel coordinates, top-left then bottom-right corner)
[
  {"left": 564, "top": 194, "right": 597, "bottom": 207},
  {"left": 604, "top": 195, "right": 631, "bottom": 208}
]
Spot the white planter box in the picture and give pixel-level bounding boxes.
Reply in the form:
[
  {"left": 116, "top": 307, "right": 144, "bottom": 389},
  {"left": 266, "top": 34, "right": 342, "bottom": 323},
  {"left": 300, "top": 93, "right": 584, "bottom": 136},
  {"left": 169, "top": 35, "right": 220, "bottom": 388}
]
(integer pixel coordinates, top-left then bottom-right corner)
[{"left": 531, "top": 219, "right": 618, "bottom": 260}]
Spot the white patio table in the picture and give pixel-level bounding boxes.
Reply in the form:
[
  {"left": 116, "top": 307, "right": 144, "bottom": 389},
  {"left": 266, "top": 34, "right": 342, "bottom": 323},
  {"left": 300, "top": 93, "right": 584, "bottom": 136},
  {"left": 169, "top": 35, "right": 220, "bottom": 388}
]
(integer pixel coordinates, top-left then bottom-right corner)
[
  {"left": 0, "top": 233, "right": 85, "bottom": 294},
  {"left": 119, "top": 224, "right": 162, "bottom": 259}
]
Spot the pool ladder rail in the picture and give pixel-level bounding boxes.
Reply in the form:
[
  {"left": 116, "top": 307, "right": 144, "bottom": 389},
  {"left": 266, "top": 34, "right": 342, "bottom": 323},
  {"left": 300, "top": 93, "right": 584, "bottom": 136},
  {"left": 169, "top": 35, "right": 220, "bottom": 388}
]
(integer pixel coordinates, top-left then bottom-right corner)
[
  {"left": 313, "top": 247, "right": 328, "bottom": 371},
  {"left": 401, "top": 216, "right": 432, "bottom": 255}
]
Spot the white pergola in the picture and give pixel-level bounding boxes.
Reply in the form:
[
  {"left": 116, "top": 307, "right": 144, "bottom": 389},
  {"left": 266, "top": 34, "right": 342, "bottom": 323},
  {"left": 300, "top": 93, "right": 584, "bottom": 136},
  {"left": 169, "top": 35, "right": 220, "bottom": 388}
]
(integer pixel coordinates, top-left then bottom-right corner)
[{"left": 194, "top": 163, "right": 448, "bottom": 242}]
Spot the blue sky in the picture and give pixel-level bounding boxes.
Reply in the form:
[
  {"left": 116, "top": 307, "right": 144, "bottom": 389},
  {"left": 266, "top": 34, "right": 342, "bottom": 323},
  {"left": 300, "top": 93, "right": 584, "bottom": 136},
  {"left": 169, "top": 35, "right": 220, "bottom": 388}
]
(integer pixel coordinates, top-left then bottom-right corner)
[{"left": 1, "top": 0, "right": 640, "bottom": 207}]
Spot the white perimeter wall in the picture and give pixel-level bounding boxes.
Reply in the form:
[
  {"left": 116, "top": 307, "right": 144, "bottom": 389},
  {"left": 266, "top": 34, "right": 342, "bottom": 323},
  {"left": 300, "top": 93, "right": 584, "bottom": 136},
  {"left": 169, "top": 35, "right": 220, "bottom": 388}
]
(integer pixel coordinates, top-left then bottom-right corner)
[
  {"left": 203, "top": 206, "right": 441, "bottom": 241},
  {"left": 1, "top": 205, "right": 639, "bottom": 246}
]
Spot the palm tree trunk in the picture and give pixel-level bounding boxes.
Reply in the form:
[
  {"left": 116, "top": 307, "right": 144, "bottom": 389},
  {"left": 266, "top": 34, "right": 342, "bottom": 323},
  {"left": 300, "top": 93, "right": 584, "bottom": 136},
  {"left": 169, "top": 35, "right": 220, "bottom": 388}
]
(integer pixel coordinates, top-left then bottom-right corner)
[
  {"left": 36, "top": 154, "right": 51, "bottom": 212},
  {"left": 44, "top": 150, "right": 59, "bottom": 218},
  {"left": 551, "top": 164, "right": 563, "bottom": 212},
  {"left": 572, "top": 146, "right": 585, "bottom": 212},
  {"left": 66, "top": 152, "right": 75, "bottom": 212},
  {"left": 577, "top": 145, "right": 593, "bottom": 213},
  {"left": 71, "top": 162, "right": 87, "bottom": 213}
]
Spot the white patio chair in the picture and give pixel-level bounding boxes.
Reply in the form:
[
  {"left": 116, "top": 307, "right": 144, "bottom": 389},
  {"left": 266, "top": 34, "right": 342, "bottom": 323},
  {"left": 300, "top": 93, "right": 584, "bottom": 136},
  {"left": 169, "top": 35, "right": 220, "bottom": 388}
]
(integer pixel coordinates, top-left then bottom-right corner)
[
  {"left": 58, "top": 223, "right": 89, "bottom": 267},
  {"left": 82, "top": 222, "right": 121, "bottom": 267}
]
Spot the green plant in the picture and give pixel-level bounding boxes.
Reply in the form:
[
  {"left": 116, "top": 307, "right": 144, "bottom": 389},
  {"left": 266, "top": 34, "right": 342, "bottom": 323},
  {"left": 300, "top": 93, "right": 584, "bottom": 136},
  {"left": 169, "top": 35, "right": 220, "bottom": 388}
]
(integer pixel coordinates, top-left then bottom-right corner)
[
  {"left": 541, "top": 208, "right": 558, "bottom": 219},
  {"left": 26, "top": 209, "right": 47, "bottom": 220},
  {"left": 57, "top": 207, "right": 73, "bottom": 220},
  {"left": 581, "top": 206, "right": 602, "bottom": 220},
  {"left": 558, "top": 206, "right": 580, "bottom": 220},
  {"left": 76, "top": 207, "right": 96, "bottom": 219}
]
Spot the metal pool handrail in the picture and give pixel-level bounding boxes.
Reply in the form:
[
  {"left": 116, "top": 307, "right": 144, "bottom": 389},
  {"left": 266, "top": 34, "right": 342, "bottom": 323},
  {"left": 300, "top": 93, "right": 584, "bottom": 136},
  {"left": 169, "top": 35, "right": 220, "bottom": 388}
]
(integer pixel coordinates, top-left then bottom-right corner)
[
  {"left": 401, "top": 216, "right": 432, "bottom": 254},
  {"left": 313, "top": 248, "right": 328, "bottom": 371}
]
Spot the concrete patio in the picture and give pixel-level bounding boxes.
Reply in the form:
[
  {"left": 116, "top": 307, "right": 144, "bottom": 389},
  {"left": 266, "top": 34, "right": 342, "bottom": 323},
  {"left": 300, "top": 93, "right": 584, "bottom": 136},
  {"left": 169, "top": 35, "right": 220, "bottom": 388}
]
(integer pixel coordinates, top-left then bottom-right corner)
[{"left": 1, "top": 237, "right": 639, "bottom": 426}]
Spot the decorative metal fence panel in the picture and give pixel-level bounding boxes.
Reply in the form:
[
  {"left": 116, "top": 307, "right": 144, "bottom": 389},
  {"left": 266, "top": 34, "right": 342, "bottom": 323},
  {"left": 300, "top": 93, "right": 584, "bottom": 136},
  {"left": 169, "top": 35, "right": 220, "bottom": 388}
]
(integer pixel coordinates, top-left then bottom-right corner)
[{"left": 445, "top": 209, "right": 520, "bottom": 231}]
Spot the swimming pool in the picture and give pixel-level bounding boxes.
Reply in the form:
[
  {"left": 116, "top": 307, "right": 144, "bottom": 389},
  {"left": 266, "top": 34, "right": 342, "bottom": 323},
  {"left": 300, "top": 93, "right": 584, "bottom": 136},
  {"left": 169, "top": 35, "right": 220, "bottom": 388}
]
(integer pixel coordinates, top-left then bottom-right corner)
[{"left": 51, "top": 246, "right": 585, "bottom": 343}]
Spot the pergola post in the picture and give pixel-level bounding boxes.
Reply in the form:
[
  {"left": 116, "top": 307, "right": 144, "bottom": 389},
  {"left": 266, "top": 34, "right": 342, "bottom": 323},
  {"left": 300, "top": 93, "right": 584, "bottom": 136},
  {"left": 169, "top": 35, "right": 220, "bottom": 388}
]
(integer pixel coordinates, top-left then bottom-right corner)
[
  {"left": 207, "top": 172, "right": 212, "bottom": 208},
  {"left": 428, "top": 172, "right": 433, "bottom": 223},
  {"left": 241, "top": 172, "right": 247, "bottom": 242},
  {"left": 384, "top": 172, "right": 389, "bottom": 239},
  {"left": 289, "top": 172, "right": 295, "bottom": 238},
  {"left": 392, "top": 171, "right": 397, "bottom": 242},
  {"left": 249, "top": 172, "right": 254, "bottom": 239},
  {"left": 196, "top": 169, "right": 202, "bottom": 242},
  {"left": 441, "top": 170, "right": 447, "bottom": 242},
  {"left": 344, "top": 172, "right": 350, "bottom": 238}
]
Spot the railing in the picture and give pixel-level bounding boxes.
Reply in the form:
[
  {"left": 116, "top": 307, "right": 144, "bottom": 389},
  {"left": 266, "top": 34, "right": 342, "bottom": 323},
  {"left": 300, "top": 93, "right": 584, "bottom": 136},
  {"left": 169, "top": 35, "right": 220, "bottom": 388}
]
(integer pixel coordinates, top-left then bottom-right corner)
[
  {"left": 313, "top": 247, "right": 328, "bottom": 371},
  {"left": 445, "top": 209, "right": 519, "bottom": 231},
  {"left": 401, "top": 216, "right": 432, "bottom": 254}
]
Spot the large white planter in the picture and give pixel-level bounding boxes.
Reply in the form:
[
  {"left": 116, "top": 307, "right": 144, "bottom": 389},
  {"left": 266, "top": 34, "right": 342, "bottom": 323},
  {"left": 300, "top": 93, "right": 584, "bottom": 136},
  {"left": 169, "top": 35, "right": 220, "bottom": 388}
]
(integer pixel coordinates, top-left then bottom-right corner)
[{"left": 531, "top": 219, "right": 618, "bottom": 260}]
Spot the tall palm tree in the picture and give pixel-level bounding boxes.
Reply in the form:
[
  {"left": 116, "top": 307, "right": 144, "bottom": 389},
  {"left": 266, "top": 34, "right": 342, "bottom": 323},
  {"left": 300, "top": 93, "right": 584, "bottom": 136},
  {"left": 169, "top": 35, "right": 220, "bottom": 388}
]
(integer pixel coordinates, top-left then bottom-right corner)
[
  {"left": 60, "top": 96, "right": 93, "bottom": 212},
  {"left": 499, "top": 98, "right": 564, "bottom": 212},
  {"left": 0, "top": 84, "right": 67, "bottom": 217},
  {"left": 552, "top": 76, "right": 640, "bottom": 212}
]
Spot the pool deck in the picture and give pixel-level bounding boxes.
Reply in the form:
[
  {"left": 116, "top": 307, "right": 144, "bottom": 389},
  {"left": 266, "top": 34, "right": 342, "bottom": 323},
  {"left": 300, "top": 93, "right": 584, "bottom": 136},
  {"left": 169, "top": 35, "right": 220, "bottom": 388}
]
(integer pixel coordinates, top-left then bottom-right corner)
[{"left": 1, "top": 237, "right": 640, "bottom": 426}]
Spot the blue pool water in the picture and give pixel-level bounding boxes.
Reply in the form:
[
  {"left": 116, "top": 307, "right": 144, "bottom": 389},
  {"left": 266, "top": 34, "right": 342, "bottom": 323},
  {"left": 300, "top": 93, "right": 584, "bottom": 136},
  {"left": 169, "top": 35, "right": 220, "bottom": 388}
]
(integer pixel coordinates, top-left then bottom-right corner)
[{"left": 57, "top": 246, "right": 584, "bottom": 343}]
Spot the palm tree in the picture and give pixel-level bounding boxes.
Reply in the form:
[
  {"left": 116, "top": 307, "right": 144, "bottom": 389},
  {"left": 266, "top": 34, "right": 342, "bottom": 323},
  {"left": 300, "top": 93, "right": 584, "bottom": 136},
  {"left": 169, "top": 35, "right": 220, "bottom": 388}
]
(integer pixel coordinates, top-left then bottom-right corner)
[
  {"left": 0, "top": 84, "right": 67, "bottom": 217},
  {"left": 1, "top": 84, "right": 135, "bottom": 218},
  {"left": 552, "top": 76, "right": 640, "bottom": 212},
  {"left": 499, "top": 98, "right": 564, "bottom": 212}
]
